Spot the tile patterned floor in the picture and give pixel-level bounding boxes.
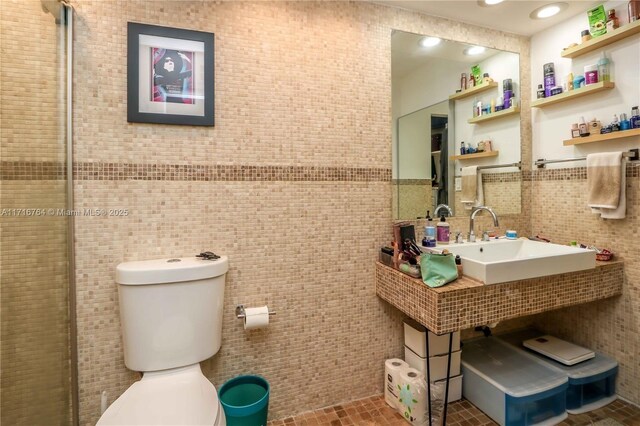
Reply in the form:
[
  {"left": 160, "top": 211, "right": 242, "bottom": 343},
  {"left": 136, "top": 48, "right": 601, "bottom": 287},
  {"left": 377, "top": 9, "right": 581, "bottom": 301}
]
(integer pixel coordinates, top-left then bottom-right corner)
[{"left": 268, "top": 395, "right": 640, "bottom": 426}]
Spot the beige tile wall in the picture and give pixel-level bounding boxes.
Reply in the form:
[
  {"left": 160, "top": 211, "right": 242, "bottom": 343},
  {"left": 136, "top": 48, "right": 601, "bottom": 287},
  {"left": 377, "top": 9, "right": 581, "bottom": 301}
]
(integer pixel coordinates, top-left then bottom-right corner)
[
  {"left": 530, "top": 167, "right": 640, "bottom": 404},
  {"left": 0, "top": 1, "right": 72, "bottom": 425},
  {"left": 70, "top": 1, "right": 530, "bottom": 424}
]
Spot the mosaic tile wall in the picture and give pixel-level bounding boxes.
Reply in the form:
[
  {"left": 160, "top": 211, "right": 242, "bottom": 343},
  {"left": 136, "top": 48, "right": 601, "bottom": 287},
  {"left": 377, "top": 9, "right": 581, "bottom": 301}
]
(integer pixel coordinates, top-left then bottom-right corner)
[
  {"left": 529, "top": 164, "right": 640, "bottom": 404},
  {"left": 68, "top": 1, "right": 531, "bottom": 424},
  {"left": 0, "top": 1, "right": 72, "bottom": 424}
]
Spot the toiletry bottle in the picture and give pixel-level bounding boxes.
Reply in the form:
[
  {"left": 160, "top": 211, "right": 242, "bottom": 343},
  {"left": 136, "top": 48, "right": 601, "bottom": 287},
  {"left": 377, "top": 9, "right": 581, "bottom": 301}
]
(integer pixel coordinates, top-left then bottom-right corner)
[
  {"left": 581, "top": 29, "right": 592, "bottom": 43},
  {"left": 620, "top": 113, "right": 631, "bottom": 130},
  {"left": 503, "top": 79, "right": 513, "bottom": 109},
  {"left": 597, "top": 53, "right": 610, "bottom": 82},
  {"left": 612, "top": 114, "right": 620, "bottom": 131},
  {"left": 460, "top": 141, "right": 466, "bottom": 155},
  {"left": 490, "top": 98, "right": 496, "bottom": 113},
  {"left": 584, "top": 64, "right": 598, "bottom": 84},
  {"left": 476, "top": 101, "right": 482, "bottom": 117},
  {"left": 455, "top": 255, "right": 463, "bottom": 276},
  {"left": 469, "top": 74, "right": 476, "bottom": 89},
  {"left": 571, "top": 123, "right": 580, "bottom": 138},
  {"left": 536, "top": 84, "right": 545, "bottom": 99},
  {"left": 496, "top": 96, "right": 504, "bottom": 111},
  {"left": 543, "top": 63, "right": 555, "bottom": 98},
  {"left": 461, "top": 73, "right": 467, "bottom": 91},
  {"left": 606, "top": 9, "right": 619, "bottom": 30},
  {"left": 629, "top": 0, "right": 640, "bottom": 22},
  {"left": 567, "top": 72, "right": 574, "bottom": 90},
  {"left": 579, "top": 116, "right": 590, "bottom": 136},
  {"left": 436, "top": 215, "right": 450, "bottom": 245},
  {"left": 630, "top": 106, "right": 639, "bottom": 128}
]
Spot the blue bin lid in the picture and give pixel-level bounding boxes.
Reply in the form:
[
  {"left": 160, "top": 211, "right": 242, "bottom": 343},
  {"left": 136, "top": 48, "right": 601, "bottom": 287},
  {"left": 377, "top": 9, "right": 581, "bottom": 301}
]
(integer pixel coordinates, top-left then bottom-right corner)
[
  {"left": 497, "top": 329, "right": 618, "bottom": 381},
  {"left": 462, "top": 337, "right": 568, "bottom": 398}
]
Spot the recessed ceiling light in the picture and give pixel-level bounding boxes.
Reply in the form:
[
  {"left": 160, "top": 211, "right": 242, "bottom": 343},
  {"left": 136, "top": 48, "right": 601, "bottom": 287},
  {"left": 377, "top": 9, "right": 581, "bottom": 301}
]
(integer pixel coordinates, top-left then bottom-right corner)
[
  {"left": 529, "top": 2, "right": 568, "bottom": 19},
  {"left": 477, "top": 0, "right": 504, "bottom": 6},
  {"left": 464, "top": 46, "right": 486, "bottom": 56},
  {"left": 419, "top": 37, "right": 441, "bottom": 47}
]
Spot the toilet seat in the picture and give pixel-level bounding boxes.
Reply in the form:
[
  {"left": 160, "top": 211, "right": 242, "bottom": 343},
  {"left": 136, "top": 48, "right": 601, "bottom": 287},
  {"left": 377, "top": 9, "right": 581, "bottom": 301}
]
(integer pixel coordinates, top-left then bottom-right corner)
[{"left": 97, "top": 364, "right": 223, "bottom": 425}]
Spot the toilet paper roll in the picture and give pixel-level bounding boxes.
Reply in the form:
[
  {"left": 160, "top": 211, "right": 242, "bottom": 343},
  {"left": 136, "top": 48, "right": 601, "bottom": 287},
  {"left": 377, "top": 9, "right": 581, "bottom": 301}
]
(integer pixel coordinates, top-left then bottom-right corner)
[
  {"left": 385, "top": 358, "right": 409, "bottom": 409},
  {"left": 243, "top": 306, "right": 270, "bottom": 330},
  {"left": 398, "top": 368, "right": 428, "bottom": 426}
]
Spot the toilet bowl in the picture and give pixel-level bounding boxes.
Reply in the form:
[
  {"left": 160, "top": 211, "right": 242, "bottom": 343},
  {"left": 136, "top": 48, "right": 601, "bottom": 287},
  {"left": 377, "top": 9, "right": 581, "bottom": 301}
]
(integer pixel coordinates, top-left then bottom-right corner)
[
  {"left": 97, "top": 255, "right": 229, "bottom": 425},
  {"left": 97, "top": 364, "right": 226, "bottom": 425}
]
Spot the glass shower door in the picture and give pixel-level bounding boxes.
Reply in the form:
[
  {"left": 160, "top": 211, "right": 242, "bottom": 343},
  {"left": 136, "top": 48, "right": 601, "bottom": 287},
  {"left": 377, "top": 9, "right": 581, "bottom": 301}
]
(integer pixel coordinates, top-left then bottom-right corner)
[{"left": 0, "top": 1, "right": 76, "bottom": 424}]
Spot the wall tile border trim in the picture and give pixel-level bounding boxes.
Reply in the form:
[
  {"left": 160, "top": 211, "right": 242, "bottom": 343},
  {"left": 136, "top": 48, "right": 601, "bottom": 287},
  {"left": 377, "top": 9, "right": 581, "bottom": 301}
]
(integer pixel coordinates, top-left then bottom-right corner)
[
  {"left": 3, "top": 161, "right": 638, "bottom": 181},
  {"left": 1, "top": 161, "right": 391, "bottom": 182}
]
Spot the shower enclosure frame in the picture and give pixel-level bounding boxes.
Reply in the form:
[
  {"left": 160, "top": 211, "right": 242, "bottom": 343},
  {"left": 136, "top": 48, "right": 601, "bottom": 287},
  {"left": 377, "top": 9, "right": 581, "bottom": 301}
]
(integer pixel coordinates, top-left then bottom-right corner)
[{"left": 62, "top": 2, "right": 79, "bottom": 425}]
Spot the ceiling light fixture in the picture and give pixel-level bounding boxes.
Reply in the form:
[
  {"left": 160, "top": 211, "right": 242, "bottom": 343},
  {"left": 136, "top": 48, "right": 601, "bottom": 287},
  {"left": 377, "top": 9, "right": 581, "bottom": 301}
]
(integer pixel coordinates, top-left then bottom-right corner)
[
  {"left": 464, "top": 46, "right": 486, "bottom": 56},
  {"left": 529, "top": 2, "right": 568, "bottom": 19},
  {"left": 478, "top": 0, "right": 505, "bottom": 6},
  {"left": 419, "top": 37, "right": 441, "bottom": 47}
]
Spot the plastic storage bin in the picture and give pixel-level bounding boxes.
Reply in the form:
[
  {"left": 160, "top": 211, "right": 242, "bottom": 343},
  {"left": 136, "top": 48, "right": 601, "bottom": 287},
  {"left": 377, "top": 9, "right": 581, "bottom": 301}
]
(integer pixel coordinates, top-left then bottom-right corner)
[
  {"left": 497, "top": 329, "right": 618, "bottom": 414},
  {"left": 404, "top": 318, "right": 461, "bottom": 357},
  {"left": 219, "top": 375, "right": 270, "bottom": 426},
  {"left": 462, "top": 338, "right": 568, "bottom": 426},
  {"left": 405, "top": 345, "right": 461, "bottom": 381}
]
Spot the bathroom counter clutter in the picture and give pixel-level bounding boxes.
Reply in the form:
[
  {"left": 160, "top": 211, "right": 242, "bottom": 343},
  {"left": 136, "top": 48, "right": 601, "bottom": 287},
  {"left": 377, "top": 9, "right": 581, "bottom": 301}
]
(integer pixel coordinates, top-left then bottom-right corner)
[{"left": 375, "top": 260, "right": 623, "bottom": 335}]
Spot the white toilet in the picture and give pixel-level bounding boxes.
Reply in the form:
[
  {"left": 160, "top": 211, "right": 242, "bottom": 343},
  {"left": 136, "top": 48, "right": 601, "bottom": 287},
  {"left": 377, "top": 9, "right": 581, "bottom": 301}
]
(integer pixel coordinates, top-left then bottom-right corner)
[{"left": 97, "top": 255, "right": 229, "bottom": 426}]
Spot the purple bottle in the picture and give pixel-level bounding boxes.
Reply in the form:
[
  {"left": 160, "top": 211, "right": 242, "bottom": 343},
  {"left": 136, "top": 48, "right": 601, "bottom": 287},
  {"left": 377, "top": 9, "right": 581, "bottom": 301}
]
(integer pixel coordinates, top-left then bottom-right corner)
[
  {"left": 503, "top": 79, "right": 513, "bottom": 109},
  {"left": 543, "top": 63, "right": 555, "bottom": 98}
]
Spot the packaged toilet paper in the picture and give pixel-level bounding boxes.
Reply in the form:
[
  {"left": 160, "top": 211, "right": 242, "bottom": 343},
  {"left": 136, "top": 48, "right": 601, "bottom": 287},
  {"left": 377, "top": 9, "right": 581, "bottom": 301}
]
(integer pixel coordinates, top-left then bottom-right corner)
[
  {"left": 398, "top": 368, "right": 429, "bottom": 426},
  {"left": 384, "top": 359, "right": 409, "bottom": 409}
]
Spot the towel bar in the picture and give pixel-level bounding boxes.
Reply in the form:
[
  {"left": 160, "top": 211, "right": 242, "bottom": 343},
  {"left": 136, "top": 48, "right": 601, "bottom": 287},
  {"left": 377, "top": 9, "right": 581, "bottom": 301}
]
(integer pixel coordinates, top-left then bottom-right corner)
[{"left": 535, "top": 149, "right": 639, "bottom": 168}]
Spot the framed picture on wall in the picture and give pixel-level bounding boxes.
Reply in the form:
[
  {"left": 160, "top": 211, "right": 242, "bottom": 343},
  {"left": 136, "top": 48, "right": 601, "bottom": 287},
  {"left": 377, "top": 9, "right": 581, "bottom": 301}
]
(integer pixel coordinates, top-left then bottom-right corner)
[{"left": 127, "top": 22, "right": 214, "bottom": 126}]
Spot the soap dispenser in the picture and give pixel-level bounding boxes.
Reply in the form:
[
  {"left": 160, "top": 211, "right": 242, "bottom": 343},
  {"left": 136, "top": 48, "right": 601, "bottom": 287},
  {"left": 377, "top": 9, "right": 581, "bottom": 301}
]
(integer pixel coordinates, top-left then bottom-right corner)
[
  {"left": 423, "top": 211, "right": 437, "bottom": 248},
  {"left": 436, "top": 215, "right": 450, "bottom": 245}
]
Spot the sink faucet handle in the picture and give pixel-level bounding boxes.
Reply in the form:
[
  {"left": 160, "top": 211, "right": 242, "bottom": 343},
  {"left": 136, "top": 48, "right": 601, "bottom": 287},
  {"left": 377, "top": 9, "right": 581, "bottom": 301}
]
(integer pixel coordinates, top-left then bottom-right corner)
[
  {"left": 455, "top": 231, "right": 464, "bottom": 244},
  {"left": 482, "top": 230, "right": 490, "bottom": 241}
]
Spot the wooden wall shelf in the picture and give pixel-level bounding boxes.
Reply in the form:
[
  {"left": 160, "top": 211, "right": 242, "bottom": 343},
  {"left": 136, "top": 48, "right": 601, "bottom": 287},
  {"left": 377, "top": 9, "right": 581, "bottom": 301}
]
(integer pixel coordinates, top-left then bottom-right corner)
[
  {"left": 563, "top": 128, "right": 640, "bottom": 146},
  {"left": 451, "top": 150, "right": 499, "bottom": 161},
  {"left": 531, "top": 82, "right": 615, "bottom": 108},
  {"left": 468, "top": 106, "right": 520, "bottom": 124},
  {"left": 449, "top": 82, "right": 498, "bottom": 101},
  {"left": 561, "top": 20, "right": 640, "bottom": 59}
]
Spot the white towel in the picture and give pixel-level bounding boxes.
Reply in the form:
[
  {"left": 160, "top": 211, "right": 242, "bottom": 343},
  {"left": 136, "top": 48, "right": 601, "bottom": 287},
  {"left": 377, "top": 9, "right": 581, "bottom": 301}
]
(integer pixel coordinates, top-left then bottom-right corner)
[
  {"left": 461, "top": 166, "right": 484, "bottom": 210},
  {"left": 587, "top": 152, "right": 626, "bottom": 220}
]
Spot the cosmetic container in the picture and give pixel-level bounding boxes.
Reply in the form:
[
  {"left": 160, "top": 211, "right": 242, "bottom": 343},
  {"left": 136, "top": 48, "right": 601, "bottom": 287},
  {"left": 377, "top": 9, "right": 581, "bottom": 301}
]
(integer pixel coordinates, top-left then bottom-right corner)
[
  {"left": 579, "top": 117, "right": 590, "bottom": 137},
  {"left": 629, "top": 107, "right": 639, "bottom": 126},
  {"left": 581, "top": 30, "right": 592, "bottom": 42},
  {"left": 543, "top": 63, "right": 555, "bottom": 98},
  {"left": 629, "top": 1, "right": 640, "bottom": 22},
  {"left": 460, "top": 73, "right": 467, "bottom": 91},
  {"left": 460, "top": 141, "right": 466, "bottom": 155},
  {"left": 503, "top": 79, "right": 513, "bottom": 109},
  {"left": 620, "top": 114, "right": 630, "bottom": 130},
  {"left": 584, "top": 65, "right": 598, "bottom": 84},
  {"left": 536, "top": 84, "right": 545, "bottom": 99},
  {"left": 606, "top": 9, "right": 619, "bottom": 30},
  {"left": 571, "top": 123, "right": 580, "bottom": 138},
  {"left": 597, "top": 53, "right": 610, "bottom": 82}
]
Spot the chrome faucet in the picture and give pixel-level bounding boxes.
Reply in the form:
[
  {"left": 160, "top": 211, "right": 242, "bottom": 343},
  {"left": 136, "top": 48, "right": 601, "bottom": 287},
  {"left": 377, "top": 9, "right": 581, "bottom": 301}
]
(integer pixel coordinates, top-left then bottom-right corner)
[
  {"left": 434, "top": 204, "right": 453, "bottom": 218},
  {"left": 469, "top": 206, "right": 499, "bottom": 242}
]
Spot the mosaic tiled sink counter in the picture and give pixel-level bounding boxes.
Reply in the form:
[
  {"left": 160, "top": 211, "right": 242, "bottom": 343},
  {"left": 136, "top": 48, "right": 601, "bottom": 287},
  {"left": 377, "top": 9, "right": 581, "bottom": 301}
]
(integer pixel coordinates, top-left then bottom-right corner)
[{"left": 375, "top": 261, "right": 623, "bottom": 334}]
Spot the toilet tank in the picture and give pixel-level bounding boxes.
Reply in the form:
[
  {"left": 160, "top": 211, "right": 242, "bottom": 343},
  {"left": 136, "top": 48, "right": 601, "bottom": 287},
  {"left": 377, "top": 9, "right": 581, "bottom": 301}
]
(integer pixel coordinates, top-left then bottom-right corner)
[{"left": 116, "top": 256, "right": 228, "bottom": 372}]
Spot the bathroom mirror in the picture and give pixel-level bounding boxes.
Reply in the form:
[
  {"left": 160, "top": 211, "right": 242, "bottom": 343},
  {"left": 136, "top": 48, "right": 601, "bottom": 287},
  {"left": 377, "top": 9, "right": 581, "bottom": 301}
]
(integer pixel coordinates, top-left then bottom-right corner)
[{"left": 392, "top": 30, "right": 522, "bottom": 220}]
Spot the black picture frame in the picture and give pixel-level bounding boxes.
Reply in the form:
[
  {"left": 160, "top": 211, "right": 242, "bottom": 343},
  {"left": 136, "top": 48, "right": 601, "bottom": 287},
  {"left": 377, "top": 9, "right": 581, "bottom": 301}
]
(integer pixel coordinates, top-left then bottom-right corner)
[{"left": 127, "top": 22, "right": 214, "bottom": 126}]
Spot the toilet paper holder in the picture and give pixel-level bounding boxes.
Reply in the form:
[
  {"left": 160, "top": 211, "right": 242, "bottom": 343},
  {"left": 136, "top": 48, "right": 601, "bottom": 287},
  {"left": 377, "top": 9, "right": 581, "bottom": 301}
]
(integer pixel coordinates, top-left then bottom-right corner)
[{"left": 235, "top": 304, "right": 276, "bottom": 319}]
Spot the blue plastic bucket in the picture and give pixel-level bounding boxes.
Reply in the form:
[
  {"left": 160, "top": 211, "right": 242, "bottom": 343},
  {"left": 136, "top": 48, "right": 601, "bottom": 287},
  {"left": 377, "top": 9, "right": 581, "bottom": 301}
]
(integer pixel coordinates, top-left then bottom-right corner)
[{"left": 219, "top": 375, "right": 270, "bottom": 426}]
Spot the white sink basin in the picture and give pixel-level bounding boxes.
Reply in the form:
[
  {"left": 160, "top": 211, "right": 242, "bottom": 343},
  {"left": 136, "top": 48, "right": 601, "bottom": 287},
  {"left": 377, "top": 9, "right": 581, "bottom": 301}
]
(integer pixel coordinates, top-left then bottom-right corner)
[{"left": 422, "top": 239, "right": 596, "bottom": 285}]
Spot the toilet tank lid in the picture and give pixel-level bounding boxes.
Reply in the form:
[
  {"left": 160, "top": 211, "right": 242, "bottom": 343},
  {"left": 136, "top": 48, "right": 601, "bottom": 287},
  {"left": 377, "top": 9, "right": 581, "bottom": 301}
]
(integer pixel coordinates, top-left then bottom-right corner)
[{"left": 116, "top": 256, "right": 229, "bottom": 285}]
